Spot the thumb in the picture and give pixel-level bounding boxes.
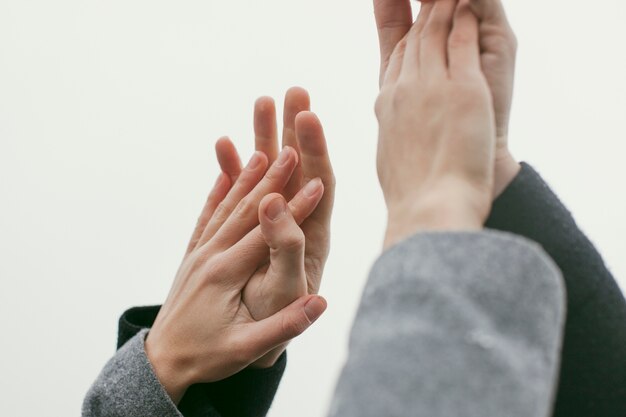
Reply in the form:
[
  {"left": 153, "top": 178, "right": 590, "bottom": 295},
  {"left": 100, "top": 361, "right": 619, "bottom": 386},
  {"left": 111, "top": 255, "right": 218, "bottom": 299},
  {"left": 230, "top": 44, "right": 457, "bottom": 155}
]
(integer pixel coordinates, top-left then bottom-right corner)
[
  {"left": 244, "top": 295, "right": 327, "bottom": 359},
  {"left": 259, "top": 193, "right": 307, "bottom": 289}
]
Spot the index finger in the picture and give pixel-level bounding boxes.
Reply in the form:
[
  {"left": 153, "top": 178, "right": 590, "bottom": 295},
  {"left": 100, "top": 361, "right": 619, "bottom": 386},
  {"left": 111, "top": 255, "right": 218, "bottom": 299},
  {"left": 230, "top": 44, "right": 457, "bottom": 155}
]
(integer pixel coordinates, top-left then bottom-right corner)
[{"left": 374, "top": 0, "right": 413, "bottom": 87}]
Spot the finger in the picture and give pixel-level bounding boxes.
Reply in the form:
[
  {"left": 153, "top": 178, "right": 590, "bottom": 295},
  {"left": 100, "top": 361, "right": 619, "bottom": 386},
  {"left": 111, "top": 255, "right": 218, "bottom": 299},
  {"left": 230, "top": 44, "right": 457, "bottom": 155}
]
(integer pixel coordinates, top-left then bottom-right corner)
[
  {"left": 294, "top": 112, "right": 335, "bottom": 230},
  {"left": 417, "top": 0, "right": 459, "bottom": 75},
  {"left": 225, "top": 177, "right": 325, "bottom": 274},
  {"left": 400, "top": 1, "right": 436, "bottom": 74},
  {"left": 242, "top": 295, "right": 327, "bottom": 361},
  {"left": 468, "top": 0, "right": 511, "bottom": 25},
  {"left": 254, "top": 97, "right": 279, "bottom": 165},
  {"left": 186, "top": 173, "right": 232, "bottom": 255},
  {"left": 196, "top": 151, "right": 269, "bottom": 247},
  {"left": 381, "top": 32, "right": 408, "bottom": 87},
  {"left": 448, "top": 0, "right": 481, "bottom": 77},
  {"left": 210, "top": 147, "right": 300, "bottom": 249},
  {"left": 373, "top": 0, "right": 413, "bottom": 87},
  {"left": 468, "top": 0, "right": 516, "bottom": 64},
  {"left": 215, "top": 137, "right": 243, "bottom": 183},
  {"left": 294, "top": 112, "right": 335, "bottom": 283},
  {"left": 259, "top": 194, "right": 306, "bottom": 293},
  {"left": 282, "top": 87, "right": 310, "bottom": 199}
]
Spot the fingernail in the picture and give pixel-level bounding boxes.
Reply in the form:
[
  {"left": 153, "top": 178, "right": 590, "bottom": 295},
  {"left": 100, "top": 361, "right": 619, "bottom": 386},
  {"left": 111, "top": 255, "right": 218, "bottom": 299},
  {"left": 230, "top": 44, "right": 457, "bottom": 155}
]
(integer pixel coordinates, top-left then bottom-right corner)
[
  {"left": 304, "top": 296, "right": 327, "bottom": 322},
  {"left": 246, "top": 152, "right": 263, "bottom": 170},
  {"left": 302, "top": 178, "right": 322, "bottom": 198},
  {"left": 265, "top": 196, "right": 286, "bottom": 221},
  {"left": 276, "top": 147, "right": 291, "bottom": 166}
]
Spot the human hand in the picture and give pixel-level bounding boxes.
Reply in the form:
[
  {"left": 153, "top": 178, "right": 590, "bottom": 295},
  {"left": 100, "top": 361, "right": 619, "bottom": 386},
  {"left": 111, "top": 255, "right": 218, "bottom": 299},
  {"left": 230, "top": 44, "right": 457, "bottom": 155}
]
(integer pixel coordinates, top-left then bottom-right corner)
[
  {"left": 214, "top": 88, "right": 335, "bottom": 367},
  {"left": 375, "top": 0, "right": 496, "bottom": 249},
  {"left": 146, "top": 146, "right": 328, "bottom": 404},
  {"left": 374, "top": 0, "right": 520, "bottom": 197}
]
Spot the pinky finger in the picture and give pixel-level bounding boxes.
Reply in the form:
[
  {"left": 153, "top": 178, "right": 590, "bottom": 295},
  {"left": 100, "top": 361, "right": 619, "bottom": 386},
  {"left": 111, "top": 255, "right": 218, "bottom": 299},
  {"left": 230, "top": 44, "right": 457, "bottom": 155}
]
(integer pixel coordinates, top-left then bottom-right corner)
[{"left": 216, "top": 137, "right": 243, "bottom": 183}]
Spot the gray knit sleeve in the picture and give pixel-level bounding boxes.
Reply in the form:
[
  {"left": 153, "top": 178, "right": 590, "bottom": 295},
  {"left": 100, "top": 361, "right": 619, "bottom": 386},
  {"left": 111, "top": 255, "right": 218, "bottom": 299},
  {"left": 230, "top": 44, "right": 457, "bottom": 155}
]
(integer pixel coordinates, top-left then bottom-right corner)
[
  {"left": 327, "top": 230, "right": 566, "bottom": 417},
  {"left": 82, "top": 329, "right": 182, "bottom": 417}
]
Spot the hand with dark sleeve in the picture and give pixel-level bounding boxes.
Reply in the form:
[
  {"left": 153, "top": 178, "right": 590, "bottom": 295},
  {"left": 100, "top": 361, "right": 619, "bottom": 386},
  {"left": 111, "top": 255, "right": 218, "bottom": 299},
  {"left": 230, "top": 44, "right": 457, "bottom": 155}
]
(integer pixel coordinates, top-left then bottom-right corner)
[
  {"left": 82, "top": 89, "right": 335, "bottom": 417},
  {"left": 486, "top": 163, "right": 626, "bottom": 416}
]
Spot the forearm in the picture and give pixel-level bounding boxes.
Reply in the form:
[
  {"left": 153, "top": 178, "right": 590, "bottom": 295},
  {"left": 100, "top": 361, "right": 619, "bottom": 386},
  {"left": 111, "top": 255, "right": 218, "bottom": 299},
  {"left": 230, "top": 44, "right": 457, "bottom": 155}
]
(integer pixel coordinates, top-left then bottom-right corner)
[{"left": 329, "top": 231, "right": 566, "bottom": 417}]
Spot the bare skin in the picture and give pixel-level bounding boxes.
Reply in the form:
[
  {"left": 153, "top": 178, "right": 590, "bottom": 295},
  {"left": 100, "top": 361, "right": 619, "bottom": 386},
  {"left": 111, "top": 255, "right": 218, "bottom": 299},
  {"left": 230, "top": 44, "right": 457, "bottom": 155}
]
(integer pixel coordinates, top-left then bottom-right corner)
[
  {"left": 145, "top": 90, "right": 335, "bottom": 403},
  {"left": 374, "top": 0, "right": 521, "bottom": 199},
  {"left": 375, "top": 0, "right": 498, "bottom": 248},
  {"left": 213, "top": 88, "right": 336, "bottom": 368}
]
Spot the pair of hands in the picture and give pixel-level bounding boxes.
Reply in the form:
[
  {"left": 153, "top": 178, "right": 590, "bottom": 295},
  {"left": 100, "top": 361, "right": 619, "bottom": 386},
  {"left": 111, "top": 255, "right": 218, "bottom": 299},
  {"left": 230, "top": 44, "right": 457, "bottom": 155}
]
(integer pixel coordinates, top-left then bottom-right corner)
[
  {"left": 145, "top": 88, "right": 336, "bottom": 403},
  {"left": 374, "top": 0, "right": 520, "bottom": 248},
  {"left": 146, "top": 0, "right": 520, "bottom": 404}
]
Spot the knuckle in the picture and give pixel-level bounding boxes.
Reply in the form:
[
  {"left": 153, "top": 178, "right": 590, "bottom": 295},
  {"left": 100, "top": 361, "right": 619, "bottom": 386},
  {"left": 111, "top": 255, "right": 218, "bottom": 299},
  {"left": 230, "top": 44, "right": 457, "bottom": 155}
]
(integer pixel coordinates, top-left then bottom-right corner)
[
  {"left": 448, "top": 31, "right": 473, "bottom": 49},
  {"left": 391, "top": 82, "right": 413, "bottom": 108},
  {"left": 201, "top": 256, "right": 229, "bottom": 281},
  {"left": 280, "top": 232, "right": 305, "bottom": 254},
  {"left": 374, "top": 93, "right": 388, "bottom": 119},
  {"left": 212, "top": 201, "right": 230, "bottom": 222},
  {"left": 233, "top": 196, "right": 256, "bottom": 220},
  {"left": 421, "top": 19, "right": 446, "bottom": 40}
]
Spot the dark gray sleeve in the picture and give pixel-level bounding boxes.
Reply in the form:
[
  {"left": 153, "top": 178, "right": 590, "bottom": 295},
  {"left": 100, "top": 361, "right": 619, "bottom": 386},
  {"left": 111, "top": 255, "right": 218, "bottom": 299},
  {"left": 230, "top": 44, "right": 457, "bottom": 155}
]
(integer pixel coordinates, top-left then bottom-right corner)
[
  {"left": 82, "top": 329, "right": 186, "bottom": 417},
  {"left": 327, "top": 231, "right": 566, "bottom": 417},
  {"left": 486, "top": 163, "right": 626, "bottom": 416}
]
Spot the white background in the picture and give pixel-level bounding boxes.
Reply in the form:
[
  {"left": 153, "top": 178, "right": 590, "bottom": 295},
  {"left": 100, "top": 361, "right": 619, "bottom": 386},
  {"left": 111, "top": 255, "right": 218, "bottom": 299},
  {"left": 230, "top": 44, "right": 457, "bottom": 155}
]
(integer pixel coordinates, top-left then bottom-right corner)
[{"left": 1, "top": 0, "right": 625, "bottom": 416}]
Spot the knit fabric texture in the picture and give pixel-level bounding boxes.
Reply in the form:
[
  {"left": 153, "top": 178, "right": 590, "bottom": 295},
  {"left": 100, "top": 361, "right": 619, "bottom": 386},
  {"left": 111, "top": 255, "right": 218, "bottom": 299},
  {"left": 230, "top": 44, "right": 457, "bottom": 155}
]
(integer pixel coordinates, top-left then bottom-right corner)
[
  {"left": 328, "top": 231, "right": 566, "bottom": 417},
  {"left": 486, "top": 163, "right": 626, "bottom": 416}
]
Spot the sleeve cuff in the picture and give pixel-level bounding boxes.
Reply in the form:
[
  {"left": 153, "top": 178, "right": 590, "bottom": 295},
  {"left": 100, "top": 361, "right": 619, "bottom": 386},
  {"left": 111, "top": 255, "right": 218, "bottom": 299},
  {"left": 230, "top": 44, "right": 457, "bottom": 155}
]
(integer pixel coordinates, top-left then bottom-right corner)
[{"left": 83, "top": 329, "right": 184, "bottom": 417}]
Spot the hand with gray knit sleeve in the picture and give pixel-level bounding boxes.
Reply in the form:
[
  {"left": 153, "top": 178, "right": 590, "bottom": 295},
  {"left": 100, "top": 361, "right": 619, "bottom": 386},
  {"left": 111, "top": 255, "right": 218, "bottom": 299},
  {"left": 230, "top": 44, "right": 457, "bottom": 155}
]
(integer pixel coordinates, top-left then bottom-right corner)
[
  {"left": 374, "top": 0, "right": 497, "bottom": 245},
  {"left": 327, "top": 1, "right": 566, "bottom": 416}
]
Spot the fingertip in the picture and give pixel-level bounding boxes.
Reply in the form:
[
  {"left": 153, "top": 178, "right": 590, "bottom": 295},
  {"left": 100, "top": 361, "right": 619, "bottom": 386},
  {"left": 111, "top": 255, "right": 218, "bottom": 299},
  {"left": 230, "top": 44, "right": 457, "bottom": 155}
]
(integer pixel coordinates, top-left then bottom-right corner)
[
  {"left": 278, "top": 145, "right": 299, "bottom": 166},
  {"left": 284, "top": 87, "right": 311, "bottom": 124},
  {"left": 266, "top": 197, "right": 287, "bottom": 222},
  {"left": 260, "top": 193, "right": 287, "bottom": 222},
  {"left": 304, "top": 295, "right": 327, "bottom": 322},
  {"left": 295, "top": 113, "right": 327, "bottom": 156},
  {"left": 215, "top": 136, "right": 234, "bottom": 152},
  {"left": 285, "top": 86, "right": 311, "bottom": 104},
  {"left": 295, "top": 111, "right": 321, "bottom": 130},
  {"left": 255, "top": 96, "right": 276, "bottom": 112},
  {"left": 215, "top": 137, "right": 242, "bottom": 175},
  {"left": 302, "top": 177, "right": 324, "bottom": 199}
]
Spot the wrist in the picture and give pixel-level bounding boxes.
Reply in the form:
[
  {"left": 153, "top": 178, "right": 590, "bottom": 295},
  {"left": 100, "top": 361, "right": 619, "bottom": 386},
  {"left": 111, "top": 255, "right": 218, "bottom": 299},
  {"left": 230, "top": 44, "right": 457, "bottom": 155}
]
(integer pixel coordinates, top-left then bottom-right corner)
[
  {"left": 493, "top": 147, "right": 521, "bottom": 198},
  {"left": 145, "top": 332, "right": 195, "bottom": 405},
  {"left": 385, "top": 193, "right": 484, "bottom": 250}
]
